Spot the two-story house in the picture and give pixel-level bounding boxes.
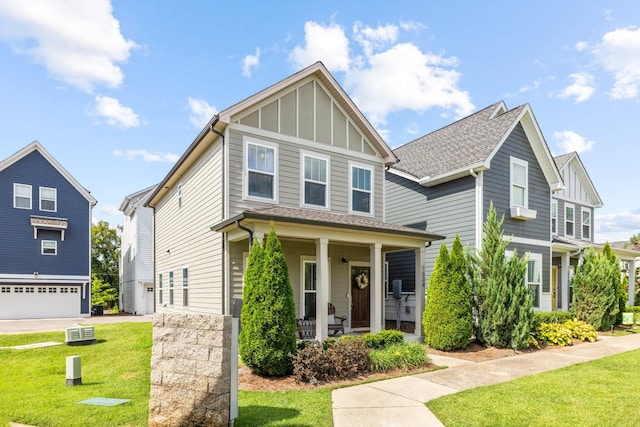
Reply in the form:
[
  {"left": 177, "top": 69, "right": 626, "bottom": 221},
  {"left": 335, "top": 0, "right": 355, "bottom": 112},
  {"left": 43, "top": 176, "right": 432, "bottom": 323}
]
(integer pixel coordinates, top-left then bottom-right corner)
[
  {"left": 146, "top": 62, "right": 444, "bottom": 340},
  {"left": 385, "top": 102, "right": 563, "bottom": 320},
  {"left": 551, "top": 151, "right": 638, "bottom": 308},
  {"left": 118, "top": 184, "right": 156, "bottom": 315},
  {"left": 0, "top": 141, "right": 96, "bottom": 319}
]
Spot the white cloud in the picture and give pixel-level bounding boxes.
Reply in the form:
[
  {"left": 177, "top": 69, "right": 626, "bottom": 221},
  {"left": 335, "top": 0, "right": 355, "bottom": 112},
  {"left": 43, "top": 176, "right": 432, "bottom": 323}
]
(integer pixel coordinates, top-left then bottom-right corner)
[
  {"left": 289, "top": 21, "right": 474, "bottom": 129},
  {"left": 595, "top": 210, "right": 640, "bottom": 243},
  {"left": 519, "top": 79, "right": 543, "bottom": 93},
  {"left": 113, "top": 148, "right": 179, "bottom": 163},
  {"left": 575, "top": 41, "right": 589, "bottom": 52},
  {"left": 557, "top": 72, "right": 595, "bottom": 103},
  {"left": 242, "top": 48, "right": 260, "bottom": 78},
  {"left": 0, "top": 0, "right": 138, "bottom": 92},
  {"left": 289, "top": 21, "right": 351, "bottom": 72},
  {"left": 90, "top": 96, "right": 139, "bottom": 128},
  {"left": 100, "top": 203, "right": 121, "bottom": 217},
  {"left": 592, "top": 27, "right": 640, "bottom": 99},
  {"left": 553, "top": 130, "right": 596, "bottom": 153},
  {"left": 187, "top": 97, "right": 217, "bottom": 129}
]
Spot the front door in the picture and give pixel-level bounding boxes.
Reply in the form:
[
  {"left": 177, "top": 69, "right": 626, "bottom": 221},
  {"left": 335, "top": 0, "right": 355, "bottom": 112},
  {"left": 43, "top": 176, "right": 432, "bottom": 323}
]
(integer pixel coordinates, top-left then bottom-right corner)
[
  {"left": 146, "top": 285, "right": 155, "bottom": 314},
  {"left": 350, "top": 266, "right": 370, "bottom": 328}
]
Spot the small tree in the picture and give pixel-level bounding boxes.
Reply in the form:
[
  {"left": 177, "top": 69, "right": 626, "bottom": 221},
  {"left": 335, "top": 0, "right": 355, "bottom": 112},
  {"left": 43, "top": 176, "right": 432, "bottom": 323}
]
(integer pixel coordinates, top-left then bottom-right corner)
[
  {"left": 423, "top": 235, "right": 472, "bottom": 350},
  {"left": 239, "top": 223, "right": 297, "bottom": 376},
  {"left": 602, "top": 243, "right": 625, "bottom": 323},
  {"left": 572, "top": 247, "right": 619, "bottom": 330},
  {"left": 91, "top": 274, "right": 118, "bottom": 309},
  {"left": 239, "top": 239, "right": 265, "bottom": 370}
]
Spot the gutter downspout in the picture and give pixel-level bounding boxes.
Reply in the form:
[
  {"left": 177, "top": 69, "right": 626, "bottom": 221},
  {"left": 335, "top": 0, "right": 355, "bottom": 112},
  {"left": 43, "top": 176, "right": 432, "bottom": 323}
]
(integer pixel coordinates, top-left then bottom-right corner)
[
  {"left": 210, "top": 116, "right": 228, "bottom": 314},
  {"left": 237, "top": 219, "right": 254, "bottom": 247}
]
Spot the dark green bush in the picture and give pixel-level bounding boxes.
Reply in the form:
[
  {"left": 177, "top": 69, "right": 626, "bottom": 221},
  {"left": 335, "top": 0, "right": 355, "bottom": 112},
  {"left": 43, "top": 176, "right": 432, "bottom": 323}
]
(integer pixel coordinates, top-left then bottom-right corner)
[
  {"left": 532, "top": 311, "right": 574, "bottom": 331},
  {"left": 362, "top": 329, "right": 404, "bottom": 350},
  {"left": 369, "top": 342, "right": 430, "bottom": 372},
  {"left": 292, "top": 339, "right": 370, "bottom": 384}
]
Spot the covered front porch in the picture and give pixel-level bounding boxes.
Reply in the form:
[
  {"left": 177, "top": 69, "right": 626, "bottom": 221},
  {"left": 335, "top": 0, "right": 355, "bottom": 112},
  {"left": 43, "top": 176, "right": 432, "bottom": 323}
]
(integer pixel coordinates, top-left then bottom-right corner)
[
  {"left": 552, "top": 236, "right": 639, "bottom": 310},
  {"left": 213, "top": 206, "right": 444, "bottom": 341}
]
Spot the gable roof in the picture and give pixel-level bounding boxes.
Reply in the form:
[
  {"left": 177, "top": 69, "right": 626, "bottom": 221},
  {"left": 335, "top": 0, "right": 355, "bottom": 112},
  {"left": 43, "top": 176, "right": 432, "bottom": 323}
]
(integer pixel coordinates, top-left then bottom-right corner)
[
  {"left": 0, "top": 141, "right": 97, "bottom": 206},
  {"left": 119, "top": 184, "right": 157, "bottom": 216},
  {"left": 390, "top": 101, "right": 563, "bottom": 190},
  {"left": 147, "top": 61, "right": 396, "bottom": 207},
  {"left": 553, "top": 151, "right": 603, "bottom": 208}
]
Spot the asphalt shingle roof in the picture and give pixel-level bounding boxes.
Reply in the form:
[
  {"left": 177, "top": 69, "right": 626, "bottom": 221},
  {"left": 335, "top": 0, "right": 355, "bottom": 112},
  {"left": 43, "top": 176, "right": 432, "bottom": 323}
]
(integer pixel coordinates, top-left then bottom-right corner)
[
  {"left": 553, "top": 152, "right": 575, "bottom": 170},
  {"left": 391, "top": 102, "right": 527, "bottom": 180}
]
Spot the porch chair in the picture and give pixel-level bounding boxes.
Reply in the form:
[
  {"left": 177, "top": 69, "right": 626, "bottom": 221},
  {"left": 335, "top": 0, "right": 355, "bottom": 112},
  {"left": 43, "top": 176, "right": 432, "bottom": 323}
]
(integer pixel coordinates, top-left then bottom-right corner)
[{"left": 328, "top": 303, "right": 346, "bottom": 336}]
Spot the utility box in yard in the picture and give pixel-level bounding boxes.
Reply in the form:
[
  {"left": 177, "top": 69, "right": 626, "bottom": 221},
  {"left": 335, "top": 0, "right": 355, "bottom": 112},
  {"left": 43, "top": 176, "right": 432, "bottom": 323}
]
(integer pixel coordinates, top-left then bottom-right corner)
[{"left": 65, "top": 326, "right": 96, "bottom": 346}]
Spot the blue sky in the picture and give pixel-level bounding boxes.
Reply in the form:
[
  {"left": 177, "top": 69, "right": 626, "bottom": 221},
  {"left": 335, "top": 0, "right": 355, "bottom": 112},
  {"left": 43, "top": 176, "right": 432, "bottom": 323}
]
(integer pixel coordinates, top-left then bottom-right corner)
[{"left": 0, "top": 1, "right": 639, "bottom": 243}]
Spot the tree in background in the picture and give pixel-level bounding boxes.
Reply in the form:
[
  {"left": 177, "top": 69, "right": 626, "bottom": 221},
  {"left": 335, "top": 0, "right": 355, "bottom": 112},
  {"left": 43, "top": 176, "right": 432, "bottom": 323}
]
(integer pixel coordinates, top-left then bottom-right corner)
[
  {"left": 469, "top": 202, "right": 533, "bottom": 349},
  {"left": 92, "top": 220, "right": 120, "bottom": 287},
  {"left": 91, "top": 275, "right": 118, "bottom": 309},
  {"left": 423, "top": 235, "right": 472, "bottom": 350},
  {"left": 572, "top": 247, "right": 619, "bottom": 330},
  {"left": 240, "top": 223, "right": 297, "bottom": 376}
]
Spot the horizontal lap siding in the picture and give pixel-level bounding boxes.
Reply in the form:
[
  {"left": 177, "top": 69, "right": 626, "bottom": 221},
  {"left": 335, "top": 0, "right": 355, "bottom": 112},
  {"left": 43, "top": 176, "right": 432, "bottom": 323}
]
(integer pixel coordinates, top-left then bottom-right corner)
[
  {"left": 483, "top": 124, "right": 551, "bottom": 242},
  {"left": 155, "top": 140, "right": 224, "bottom": 315}
]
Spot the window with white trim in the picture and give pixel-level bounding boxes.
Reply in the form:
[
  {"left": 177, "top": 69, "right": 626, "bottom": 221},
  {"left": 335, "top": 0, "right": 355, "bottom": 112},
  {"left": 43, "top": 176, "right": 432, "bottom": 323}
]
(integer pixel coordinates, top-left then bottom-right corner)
[
  {"left": 177, "top": 183, "right": 183, "bottom": 208},
  {"left": 42, "top": 240, "right": 57, "bottom": 255},
  {"left": 510, "top": 157, "right": 528, "bottom": 208},
  {"left": 302, "top": 153, "right": 328, "bottom": 208},
  {"left": 246, "top": 140, "right": 277, "bottom": 200},
  {"left": 582, "top": 208, "right": 591, "bottom": 241},
  {"left": 169, "top": 271, "right": 174, "bottom": 305},
  {"left": 14, "top": 183, "right": 32, "bottom": 209},
  {"left": 551, "top": 200, "right": 558, "bottom": 235},
  {"left": 39, "top": 187, "right": 57, "bottom": 212},
  {"left": 350, "top": 164, "right": 372, "bottom": 214},
  {"left": 182, "top": 267, "right": 188, "bottom": 307},
  {"left": 158, "top": 273, "right": 163, "bottom": 304},
  {"left": 565, "top": 204, "right": 575, "bottom": 237},
  {"left": 302, "top": 260, "right": 317, "bottom": 320},
  {"left": 527, "top": 254, "right": 542, "bottom": 308}
]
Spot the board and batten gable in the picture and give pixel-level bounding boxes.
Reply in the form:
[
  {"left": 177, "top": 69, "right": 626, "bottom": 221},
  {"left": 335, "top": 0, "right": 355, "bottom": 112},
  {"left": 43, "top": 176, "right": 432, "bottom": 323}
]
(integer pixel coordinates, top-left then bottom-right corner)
[
  {"left": 153, "top": 138, "right": 224, "bottom": 314},
  {"left": 0, "top": 150, "right": 91, "bottom": 276},
  {"left": 226, "top": 76, "right": 386, "bottom": 219}
]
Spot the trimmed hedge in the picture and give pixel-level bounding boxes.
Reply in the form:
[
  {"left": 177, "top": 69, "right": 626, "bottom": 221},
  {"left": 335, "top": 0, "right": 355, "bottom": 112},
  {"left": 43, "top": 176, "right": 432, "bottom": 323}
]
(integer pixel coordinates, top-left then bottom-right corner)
[
  {"left": 361, "top": 329, "right": 404, "bottom": 350},
  {"left": 532, "top": 311, "right": 574, "bottom": 331}
]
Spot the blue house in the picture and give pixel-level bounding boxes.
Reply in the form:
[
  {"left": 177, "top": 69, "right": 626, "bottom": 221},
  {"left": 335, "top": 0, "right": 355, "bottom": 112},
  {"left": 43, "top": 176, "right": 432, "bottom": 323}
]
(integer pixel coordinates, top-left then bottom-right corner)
[{"left": 0, "top": 141, "right": 96, "bottom": 319}]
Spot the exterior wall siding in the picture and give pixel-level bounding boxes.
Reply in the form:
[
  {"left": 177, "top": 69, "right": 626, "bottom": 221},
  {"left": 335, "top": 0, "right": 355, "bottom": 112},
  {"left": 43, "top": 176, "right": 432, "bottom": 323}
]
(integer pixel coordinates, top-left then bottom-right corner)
[
  {"left": 506, "top": 241, "right": 552, "bottom": 311},
  {"left": 483, "top": 123, "right": 551, "bottom": 243},
  {"left": 154, "top": 139, "right": 224, "bottom": 315},
  {"left": 554, "top": 198, "right": 593, "bottom": 242},
  {"left": 0, "top": 150, "right": 90, "bottom": 277}
]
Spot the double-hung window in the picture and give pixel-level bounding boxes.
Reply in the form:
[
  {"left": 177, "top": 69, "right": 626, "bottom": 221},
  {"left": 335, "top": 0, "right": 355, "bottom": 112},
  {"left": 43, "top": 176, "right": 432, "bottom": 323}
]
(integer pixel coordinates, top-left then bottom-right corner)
[
  {"left": 527, "top": 253, "right": 542, "bottom": 308},
  {"left": 14, "top": 183, "right": 31, "bottom": 209},
  {"left": 246, "top": 140, "right": 277, "bottom": 200},
  {"left": 302, "top": 260, "right": 317, "bottom": 320},
  {"left": 565, "top": 204, "right": 575, "bottom": 237},
  {"left": 40, "top": 187, "right": 57, "bottom": 212},
  {"left": 158, "top": 274, "right": 163, "bottom": 304},
  {"left": 169, "top": 271, "right": 174, "bottom": 305},
  {"left": 42, "top": 240, "right": 57, "bottom": 255},
  {"left": 350, "top": 163, "right": 372, "bottom": 214},
  {"left": 582, "top": 208, "right": 591, "bottom": 241},
  {"left": 182, "top": 267, "right": 189, "bottom": 307},
  {"left": 302, "top": 153, "right": 328, "bottom": 208},
  {"left": 551, "top": 200, "right": 558, "bottom": 235},
  {"left": 510, "top": 157, "right": 528, "bottom": 207}
]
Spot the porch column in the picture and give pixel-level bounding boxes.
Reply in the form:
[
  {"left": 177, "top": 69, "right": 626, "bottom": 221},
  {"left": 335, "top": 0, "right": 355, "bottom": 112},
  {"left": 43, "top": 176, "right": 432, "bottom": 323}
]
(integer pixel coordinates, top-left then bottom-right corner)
[
  {"left": 414, "top": 245, "right": 425, "bottom": 336},
  {"left": 370, "top": 243, "right": 383, "bottom": 333},
  {"left": 315, "top": 238, "right": 329, "bottom": 341},
  {"left": 561, "top": 253, "right": 570, "bottom": 311},
  {"left": 629, "top": 258, "right": 636, "bottom": 306}
]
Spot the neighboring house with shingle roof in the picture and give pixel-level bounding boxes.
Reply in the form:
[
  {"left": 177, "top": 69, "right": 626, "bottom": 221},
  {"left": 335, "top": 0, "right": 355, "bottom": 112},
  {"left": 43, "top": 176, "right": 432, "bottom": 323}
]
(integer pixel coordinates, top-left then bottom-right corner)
[
  {"left": 385, "top": 101, "right": 563, "bottom": 316},
  {"left": 146, "top": 62, "right": 444, "bottom": 340},
  {"left": 551, "top": 151, "right": 638, "bottom": 308}
]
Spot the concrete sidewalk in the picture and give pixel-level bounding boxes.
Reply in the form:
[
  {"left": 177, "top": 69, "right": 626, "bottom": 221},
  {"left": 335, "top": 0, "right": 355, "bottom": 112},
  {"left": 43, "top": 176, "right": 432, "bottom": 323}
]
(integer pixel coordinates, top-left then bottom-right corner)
[
  {"left": 332, "top": 333, "right": 640, "bottom": 427},
  {"left": 0, "top": 313, "right": 152, "bottom": 334}
]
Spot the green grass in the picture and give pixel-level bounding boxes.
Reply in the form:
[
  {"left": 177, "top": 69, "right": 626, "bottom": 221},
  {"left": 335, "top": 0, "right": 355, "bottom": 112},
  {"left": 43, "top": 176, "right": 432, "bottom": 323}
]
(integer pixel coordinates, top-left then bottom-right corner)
[
  {"left": 0, "top": 322, "right": 152, "bottom": 427},
  {"left": 427, "top": 348, "right": 640, "bottom": 427},
  {"left": 237, "top": 389, "right": 333, "bottom": 427}
]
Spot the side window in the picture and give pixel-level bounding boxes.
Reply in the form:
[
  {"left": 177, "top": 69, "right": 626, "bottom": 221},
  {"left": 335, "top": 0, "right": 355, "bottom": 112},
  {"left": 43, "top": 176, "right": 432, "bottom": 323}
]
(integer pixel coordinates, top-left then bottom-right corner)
[
  {"left": 169, "top": 271, "right": 174, "bottom": 305},
  {"left": 246, "top": 140, "right": 277, "bottom": 200},
  {"left": 510, "top": 157, "right": 528, "bottom": 208},
  {"left": 582, "top": 208, "right": 591, "bottom": 241},
  {"left": 182, "top": 267, "right": 189, "bottom": 307},
  {"left": 565, "top": 204, "right": 575, "bottom": 237},
  {"left": 42, "top": 240, "right": 57, "bottom": 255},
  {"left": 350, "top": 164, "right": 372, "bottom": 214},
  {"left": 14, "top": 183, "right": 32, "bottom": 209},
  {"left": 302, "top": 153, "right": 328, "bottom": 208},
  {"left": 527, "top": 255, "right": 542, "bottom": 308},
  {"left": 158, "top": 273, "right": 163, "bottom": 305},
  {"left": 39, "top": 187, "right": 57, "bottom": 212},
  {"left": 551, "top": 200, "right": 558, "bottom": 235}
]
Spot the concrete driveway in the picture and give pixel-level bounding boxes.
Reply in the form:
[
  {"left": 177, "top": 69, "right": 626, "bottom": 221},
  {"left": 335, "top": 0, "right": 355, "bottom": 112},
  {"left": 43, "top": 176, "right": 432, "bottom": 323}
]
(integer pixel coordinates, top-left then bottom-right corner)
[{"left": 0, "top": 313, "right": 152, "bottom": 334}]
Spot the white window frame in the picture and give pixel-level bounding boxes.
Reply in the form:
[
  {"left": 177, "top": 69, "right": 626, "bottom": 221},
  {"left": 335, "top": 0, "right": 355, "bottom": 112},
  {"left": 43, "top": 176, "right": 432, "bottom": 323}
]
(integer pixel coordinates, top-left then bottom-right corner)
[
  {"left": 14, "top": 183, "right": 32, "bottom": 209},
  {"left": 510, "top": 156, "right": 528, "bottom": 208},
  {"left": 182, "top": 266, "right": 189, "bottom": 307},
  {"left": 39, "top": 186, "right": 57, "bottom": 212},
  {"left": 300, "top": 256, "right": 331, "bottom": 320},
  {"left": 300, "top": 151, "right": 330, "bottom": 209},
  {"left": 169, "top": 271, "right": 174, "bottom": 306},
  {"left": 565, "top": 203, "right": 575, "bottom": 238},
  {"left": 41, "top": 240, "right": 57, "bottom": 255},
  {"left": 581, "top": 207, "right": 591, "bottom": 241},
  {"left": 551, "top": 199, "right": 558, "bottom": 235},
  {"left": 158, "top": 273, "right": 163, "bottom": 305},
  {"left": 244, "top": 138, "right": 278, "bottom": 202},
  {"left": 177, "top": 183, "right": 183, "bottom": 208},
  {"left": 349, "top": 162, "right": 374, "bottom": 216},
  {"left": 506, "top": 250, "right": 542, "bottom": 308}
]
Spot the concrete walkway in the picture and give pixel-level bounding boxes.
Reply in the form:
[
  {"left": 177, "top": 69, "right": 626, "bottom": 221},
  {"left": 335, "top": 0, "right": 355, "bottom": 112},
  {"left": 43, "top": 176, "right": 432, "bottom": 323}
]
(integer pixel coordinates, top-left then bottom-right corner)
[{"left": 332, "top": 333, "right": 640, "bottom": 426}]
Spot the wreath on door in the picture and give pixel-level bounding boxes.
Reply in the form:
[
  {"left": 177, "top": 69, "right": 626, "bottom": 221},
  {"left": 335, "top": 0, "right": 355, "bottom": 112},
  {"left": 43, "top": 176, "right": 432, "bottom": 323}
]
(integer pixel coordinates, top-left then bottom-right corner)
[{"left": 354, "top": 272, "right": 369, "bottom": 290}]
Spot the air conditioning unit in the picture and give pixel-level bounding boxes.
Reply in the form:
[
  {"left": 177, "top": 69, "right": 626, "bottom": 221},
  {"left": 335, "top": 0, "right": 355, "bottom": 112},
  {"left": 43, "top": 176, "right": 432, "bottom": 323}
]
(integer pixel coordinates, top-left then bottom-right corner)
[{"left": 65, "top": 326, "right": 97, "bottom": 346}]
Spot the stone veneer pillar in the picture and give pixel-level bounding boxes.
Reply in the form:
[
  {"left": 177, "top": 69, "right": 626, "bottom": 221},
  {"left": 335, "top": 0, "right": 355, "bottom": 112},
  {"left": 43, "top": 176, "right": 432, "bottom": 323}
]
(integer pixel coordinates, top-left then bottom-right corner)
[{"left": 149, "top": 313, "right": 232, "bottom": 426}]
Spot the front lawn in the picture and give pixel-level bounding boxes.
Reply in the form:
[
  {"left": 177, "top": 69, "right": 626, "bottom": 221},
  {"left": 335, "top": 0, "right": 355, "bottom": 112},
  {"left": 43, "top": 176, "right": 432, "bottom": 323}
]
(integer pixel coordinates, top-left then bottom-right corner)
[{"left": 427, "top": 348, "right": 640, "bottom": 426}]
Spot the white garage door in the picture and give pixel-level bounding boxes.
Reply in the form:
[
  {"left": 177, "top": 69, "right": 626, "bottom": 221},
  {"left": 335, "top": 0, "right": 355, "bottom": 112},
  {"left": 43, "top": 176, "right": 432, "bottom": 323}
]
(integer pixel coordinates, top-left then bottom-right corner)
[{"left": 0, "top": 285, "right": 81, "bottom": 320}]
